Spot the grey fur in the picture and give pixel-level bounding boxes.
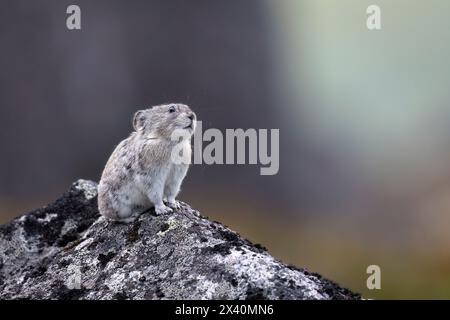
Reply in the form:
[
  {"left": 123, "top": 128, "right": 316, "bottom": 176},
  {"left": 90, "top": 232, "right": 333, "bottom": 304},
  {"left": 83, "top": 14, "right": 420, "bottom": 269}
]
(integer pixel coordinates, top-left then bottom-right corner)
[{"left": 98, "top": 103, "right": 196, "bottom": 221}]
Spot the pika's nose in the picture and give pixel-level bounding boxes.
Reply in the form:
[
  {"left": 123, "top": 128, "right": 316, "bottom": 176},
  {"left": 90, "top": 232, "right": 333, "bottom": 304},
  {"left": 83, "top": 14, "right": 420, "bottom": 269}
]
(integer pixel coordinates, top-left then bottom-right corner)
[{"left": 188, "top": 113, "right": 195, "bottom": 121}]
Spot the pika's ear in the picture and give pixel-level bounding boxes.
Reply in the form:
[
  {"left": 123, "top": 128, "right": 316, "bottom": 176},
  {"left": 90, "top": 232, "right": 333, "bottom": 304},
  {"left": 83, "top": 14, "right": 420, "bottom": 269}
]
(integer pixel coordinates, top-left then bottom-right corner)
[{"left": 132, "top": 110, "right": 147, "bottom": 131}]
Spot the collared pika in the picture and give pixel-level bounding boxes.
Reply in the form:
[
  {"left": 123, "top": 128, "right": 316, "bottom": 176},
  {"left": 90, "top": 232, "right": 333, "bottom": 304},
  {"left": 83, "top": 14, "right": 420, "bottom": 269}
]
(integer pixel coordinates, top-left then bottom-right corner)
[{"left": 98, "top": 103, "right": 196, "bottom": 222}]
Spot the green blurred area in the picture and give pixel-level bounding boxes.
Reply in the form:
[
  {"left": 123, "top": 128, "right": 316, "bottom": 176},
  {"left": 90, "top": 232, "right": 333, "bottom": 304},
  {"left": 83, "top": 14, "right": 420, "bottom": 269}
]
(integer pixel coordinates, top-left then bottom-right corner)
[{"left": 265, "top": 0, "right": 450, "bottom": 299}]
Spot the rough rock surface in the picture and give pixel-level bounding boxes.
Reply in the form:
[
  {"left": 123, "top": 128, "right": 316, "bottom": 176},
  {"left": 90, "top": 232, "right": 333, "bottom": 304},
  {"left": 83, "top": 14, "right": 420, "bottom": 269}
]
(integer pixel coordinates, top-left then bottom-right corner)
[{"left": 0, "top": 180, "right": 360, "bottom": 300}]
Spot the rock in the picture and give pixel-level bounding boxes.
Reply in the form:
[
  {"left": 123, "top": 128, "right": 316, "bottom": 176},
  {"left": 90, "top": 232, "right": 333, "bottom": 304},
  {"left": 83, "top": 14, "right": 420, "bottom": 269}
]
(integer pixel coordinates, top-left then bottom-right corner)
[{"left": 0, "top": 180, "right": 360, "bottom": 300}]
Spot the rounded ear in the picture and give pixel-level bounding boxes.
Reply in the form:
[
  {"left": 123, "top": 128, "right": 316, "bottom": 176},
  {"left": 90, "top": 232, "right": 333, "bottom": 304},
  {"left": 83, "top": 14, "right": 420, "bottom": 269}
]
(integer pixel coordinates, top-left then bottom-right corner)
[{"left": 132, "top": 110, "right": 147, "bottom": 131}]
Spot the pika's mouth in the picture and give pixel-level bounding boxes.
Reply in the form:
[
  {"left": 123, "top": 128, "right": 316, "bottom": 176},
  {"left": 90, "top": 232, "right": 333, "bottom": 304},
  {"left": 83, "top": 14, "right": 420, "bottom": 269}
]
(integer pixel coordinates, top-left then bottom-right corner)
[{"left": 184, "top": 122, "right": 194, "bottom": 130}]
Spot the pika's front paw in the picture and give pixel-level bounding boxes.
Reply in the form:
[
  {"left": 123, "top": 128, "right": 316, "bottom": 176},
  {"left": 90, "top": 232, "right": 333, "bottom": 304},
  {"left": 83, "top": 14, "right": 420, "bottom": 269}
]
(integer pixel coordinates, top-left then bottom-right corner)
[
  {"left": 166, "top": 199, "right": 181, "bottom": 210},
  {"left": 155, "top": 204, "right": 173, "bottom": 215}
]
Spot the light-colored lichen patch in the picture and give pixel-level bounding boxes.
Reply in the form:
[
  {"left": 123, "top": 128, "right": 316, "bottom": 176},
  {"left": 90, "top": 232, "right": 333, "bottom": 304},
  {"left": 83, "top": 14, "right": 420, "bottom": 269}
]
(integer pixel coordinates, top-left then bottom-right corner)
[{"left": 74, "top": 179, "right": 98, "bottom": 200}]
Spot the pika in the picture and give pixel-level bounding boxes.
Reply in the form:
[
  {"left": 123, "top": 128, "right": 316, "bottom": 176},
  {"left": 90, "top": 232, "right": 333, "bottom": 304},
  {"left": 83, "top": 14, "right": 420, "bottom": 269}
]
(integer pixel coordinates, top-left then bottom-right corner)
[{"left": 98, "top": 103, "right": 196, "bottom": 222}]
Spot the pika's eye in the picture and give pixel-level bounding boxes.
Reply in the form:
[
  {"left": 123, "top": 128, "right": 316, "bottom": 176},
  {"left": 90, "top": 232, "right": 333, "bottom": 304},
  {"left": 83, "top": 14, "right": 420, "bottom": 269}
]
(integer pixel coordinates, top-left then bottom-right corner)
[{"left": 169, "top": 106, "right": 176, "bottom": 113}]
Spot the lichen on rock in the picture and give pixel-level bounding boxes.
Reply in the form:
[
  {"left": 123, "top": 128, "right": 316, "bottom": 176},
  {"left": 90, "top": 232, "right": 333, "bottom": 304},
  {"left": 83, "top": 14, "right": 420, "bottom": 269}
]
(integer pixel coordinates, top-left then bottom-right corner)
[{"left": 0, "top": 180, "right": 360, "bottom": 300}]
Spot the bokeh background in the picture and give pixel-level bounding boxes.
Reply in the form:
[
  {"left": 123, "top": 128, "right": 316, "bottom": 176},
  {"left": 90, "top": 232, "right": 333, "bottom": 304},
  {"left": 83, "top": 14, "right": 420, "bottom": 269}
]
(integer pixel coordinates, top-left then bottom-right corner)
[{"left": 1, "top": 0, "right": 450, "bottom": 299}]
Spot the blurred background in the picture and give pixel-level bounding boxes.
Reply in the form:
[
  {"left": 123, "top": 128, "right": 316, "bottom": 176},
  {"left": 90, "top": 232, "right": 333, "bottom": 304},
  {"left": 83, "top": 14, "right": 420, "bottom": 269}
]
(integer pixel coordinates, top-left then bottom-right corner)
[{"left": 1, "top": 0, "right": 450, "bottom": 299}]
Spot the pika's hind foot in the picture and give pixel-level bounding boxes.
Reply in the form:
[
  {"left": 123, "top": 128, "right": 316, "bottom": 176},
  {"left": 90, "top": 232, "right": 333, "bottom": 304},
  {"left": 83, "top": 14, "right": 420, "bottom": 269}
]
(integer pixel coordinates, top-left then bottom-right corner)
[
  {"left": 155, "top": 204, "right": 173, "bottom": 215},
  {"left": 166, "top": 199, "right": 181, "bottom": 210}
]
